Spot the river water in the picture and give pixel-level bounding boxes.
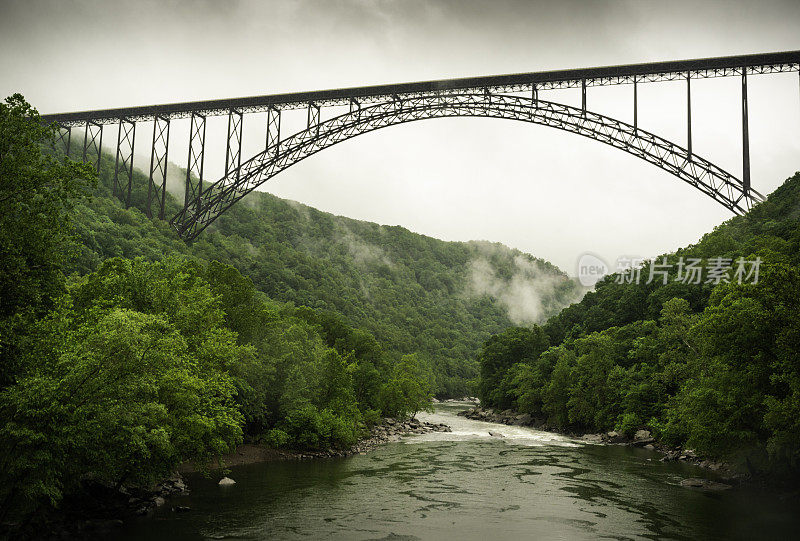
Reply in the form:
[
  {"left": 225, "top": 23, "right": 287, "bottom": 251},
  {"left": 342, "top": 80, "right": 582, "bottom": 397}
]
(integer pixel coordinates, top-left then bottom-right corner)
[{"left": 119, "top": 402, "right": 799, "bottom": 540}]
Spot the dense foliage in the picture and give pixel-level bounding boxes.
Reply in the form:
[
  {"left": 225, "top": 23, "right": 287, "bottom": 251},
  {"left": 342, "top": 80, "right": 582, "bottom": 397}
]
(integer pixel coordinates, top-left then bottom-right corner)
[
  {"left": 0, "top": 94, "right": 94, "bottom": 386},
  {"left": 478, "top": 171, "right": 800, "bottom": 476},
  {"left": 0, "top": 97, "right": 439, "bottom": 523},
  {"left": 68, "top": 146, "right": 582, "bottom": 396}
]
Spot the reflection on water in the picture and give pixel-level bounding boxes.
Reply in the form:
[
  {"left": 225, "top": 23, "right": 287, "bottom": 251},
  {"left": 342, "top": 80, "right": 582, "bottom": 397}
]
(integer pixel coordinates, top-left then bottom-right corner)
[{"left": 118, "top": 402, "right": 800, "bottom": 541}]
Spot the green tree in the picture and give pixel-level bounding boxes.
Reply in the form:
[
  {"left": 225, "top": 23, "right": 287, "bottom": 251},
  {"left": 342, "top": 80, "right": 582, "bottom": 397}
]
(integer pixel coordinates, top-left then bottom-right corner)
[
  {"left": 0, "top": 94, "right": 94, "bottom": 386},
  {"left": 380, "top": 354, "right": 434, "bottom": 419}
]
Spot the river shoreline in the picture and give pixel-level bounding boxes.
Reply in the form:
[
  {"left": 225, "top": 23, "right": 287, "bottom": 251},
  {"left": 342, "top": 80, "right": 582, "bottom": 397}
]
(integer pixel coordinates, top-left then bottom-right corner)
[
  {"left": 180, "top": 416, "right": 453, "bottom": 472},
  {"left": 457, "top": 405, "right": 746, "bottom": 485},
  {"left": 2, "top": 416, "right": 452, "bottom": 539}
]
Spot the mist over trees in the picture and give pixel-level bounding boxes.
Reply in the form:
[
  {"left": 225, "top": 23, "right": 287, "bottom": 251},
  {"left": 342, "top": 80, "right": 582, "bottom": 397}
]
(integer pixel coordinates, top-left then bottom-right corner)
[
  {"left": 477, "top": 172, "right": 800, "bottom": 476},
  {"left": 0, "top": 96, "right": 440, "bottom": 523}
]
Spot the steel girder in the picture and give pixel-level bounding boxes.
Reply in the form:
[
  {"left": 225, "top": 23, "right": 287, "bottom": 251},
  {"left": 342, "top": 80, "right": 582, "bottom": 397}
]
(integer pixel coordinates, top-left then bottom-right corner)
[
  {"left": 147, "top": 115, "right": 170, "bottom": 219},
  {"left": 226, "top": 109, "right": 244, "bottom": 178},
  {"left": 266, "top": 106, "right": 281, "bottom": 157},
  {"left": 113, "top": 118, "right": 136, "bottom": 207},
  {"left": 82, "top": 120, "right": 103, "bottom": 172},
  {"left": 54, "top": 125, "right": 71, "bottom": 157},
  {"left": 171, "top": 92, "right": 764, "bottom": 240},
  {"left": 184, "top": 112, "right": 206, "bottom": 214},
  {"left": 42, "top": 51, "right": 800, "bottom": 126}
]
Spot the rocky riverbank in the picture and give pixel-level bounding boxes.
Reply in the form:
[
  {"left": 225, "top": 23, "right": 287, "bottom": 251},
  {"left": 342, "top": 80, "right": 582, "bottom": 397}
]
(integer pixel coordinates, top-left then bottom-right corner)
[
  {"left": 2, "top": 473, "right": 191, "bottom": 540},
  {"left": 178, "top": 416, "right": 452, "bottom": 470},
  {"left": 5, "top": 416, "right": 451, "bottom": 539},
  {"left": 458, "top": 406, "right": 740, "bottom": 484}
]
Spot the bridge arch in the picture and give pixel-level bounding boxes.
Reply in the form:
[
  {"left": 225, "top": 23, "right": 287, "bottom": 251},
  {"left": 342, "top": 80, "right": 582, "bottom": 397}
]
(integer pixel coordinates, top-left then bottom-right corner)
[{"left": 172, "top": 92, "right": 764, "bottom": 240}]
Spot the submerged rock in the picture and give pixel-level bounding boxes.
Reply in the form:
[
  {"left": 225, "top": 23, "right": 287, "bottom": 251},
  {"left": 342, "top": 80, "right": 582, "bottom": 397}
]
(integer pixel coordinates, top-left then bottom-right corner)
[
  {"left": 679, "top": 478, "right": 731, "bottom": 491},
  {"left": 488, "top": 431, "right": 505, "bottom": 438}
]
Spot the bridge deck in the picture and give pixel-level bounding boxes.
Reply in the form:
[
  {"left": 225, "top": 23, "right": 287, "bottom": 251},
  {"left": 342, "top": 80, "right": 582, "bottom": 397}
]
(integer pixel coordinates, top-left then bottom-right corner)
[{"left": 41, "top": 50, "right": 800, "bottom": 126}]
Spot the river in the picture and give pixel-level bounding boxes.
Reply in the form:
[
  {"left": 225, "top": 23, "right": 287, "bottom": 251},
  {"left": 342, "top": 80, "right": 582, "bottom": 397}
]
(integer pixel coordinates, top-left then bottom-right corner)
[{"left": 118, "top": 402, "right": 800, "bottom": 540}]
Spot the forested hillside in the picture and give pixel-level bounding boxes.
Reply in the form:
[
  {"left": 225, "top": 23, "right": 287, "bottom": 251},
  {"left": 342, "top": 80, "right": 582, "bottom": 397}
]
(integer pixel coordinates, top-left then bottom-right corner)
[
  {"left": 71, "top": 139, "right": 583, "bottom": 396},
  {"left": 0, "top": 95, "right": 438, "bottom": 524},
  {"left": 478, "top": 169, "right": 800, "bottom": 477}
]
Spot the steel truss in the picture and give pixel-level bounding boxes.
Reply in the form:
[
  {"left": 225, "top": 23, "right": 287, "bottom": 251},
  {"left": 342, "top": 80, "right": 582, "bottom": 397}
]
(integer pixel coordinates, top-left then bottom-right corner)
[
  {"left": 226, "top": 109, "right": 243, "bottom": 178},
  {"left": 42, "top": 51, "right": 800, "bottom": 126},
  {"left": 266, "top": 106, "right": 281, "bottom": 157},
  {"left": 82, "top": 120, "right": 103, "bottom": 172},
  {"left": 147, "top": 115, "right": 170, "bottom": 219},
  {"left": 171, "top": 92, "right": 765, "bottom": 240},
  {"left": 113, "top": 118, "right": 136, "bottom": 206},
  {"left": 185, "top": 112, "right": 206, "bottom": 214},
  {"left": 54, "top": 125, "right": 71, "bottom": 157}
]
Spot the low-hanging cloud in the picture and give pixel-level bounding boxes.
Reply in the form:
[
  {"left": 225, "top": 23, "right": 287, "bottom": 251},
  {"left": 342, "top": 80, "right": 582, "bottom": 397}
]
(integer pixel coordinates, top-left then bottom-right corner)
[{"left": 467, "top": 250, "right": 585, "bottom": 325}]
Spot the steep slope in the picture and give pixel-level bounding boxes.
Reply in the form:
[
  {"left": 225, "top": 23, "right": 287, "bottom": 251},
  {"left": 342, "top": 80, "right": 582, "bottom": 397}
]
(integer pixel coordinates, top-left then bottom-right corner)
[
  {"left": 478, "top": 170, "right": 800, "bottom": 475},
  {"left": 71, "top": 148, "right": 584, "bottom": 396}
]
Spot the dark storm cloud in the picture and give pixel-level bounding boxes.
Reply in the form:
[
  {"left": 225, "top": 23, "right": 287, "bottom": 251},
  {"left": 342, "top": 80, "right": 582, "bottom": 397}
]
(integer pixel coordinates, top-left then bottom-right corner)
[{"left": 0, "top": 0, "right": 798, "bottom": 271}]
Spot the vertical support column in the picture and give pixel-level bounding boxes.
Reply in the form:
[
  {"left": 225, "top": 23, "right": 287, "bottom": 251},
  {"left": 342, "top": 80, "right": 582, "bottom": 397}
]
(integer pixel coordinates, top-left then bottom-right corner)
[
  {"left": 686, "top": 72, "right": 693, "bottom": 160},
  {"left": 185, "top": 112, "right": 206, "bottom": 214},
  {"left": 532, "top": 83, "right": 538, "bottom": 107},
  {"left": 113, "top": 118, "right": 136, "bottom": 207},
  {"left": 633, "top": 77, "right": 638, "bottom": 130},
  {"left": 225, "top": 108, "right": 243, "bottom": 179},
  {"left": 392, "top": 93, "right": 403, "bottom": 113},
  {"left": 147, "top": 115, "right": 170, "bottom": 219},
  {"left": 82, "top": 120, "right": 103, "bottom": 172},
  {"left": 307, "top": 101, "right": 320, "bottom": 135},
  {"left": 581, "top": 79, "right": 587, "bottom": 114},
  {"left": 55, "top": 125, "right": 71, "bottom": 157},
  {"left": 349, "top": 97, "right": 361, "bottom": 119},
  {"left": 266, "top": 106, "right": 281, "bottom": 157},
  {"left": 742, "top": 68, "right": 751, "bottom": 196}
]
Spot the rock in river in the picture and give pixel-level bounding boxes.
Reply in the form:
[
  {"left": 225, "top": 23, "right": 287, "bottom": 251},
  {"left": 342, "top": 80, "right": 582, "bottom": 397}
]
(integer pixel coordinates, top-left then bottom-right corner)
[
  {"left": 219, "top": 477, "right": 236, "bottom": 486},
  {"left": 679, "top": 478, "right": 731, "bottom": 491}
]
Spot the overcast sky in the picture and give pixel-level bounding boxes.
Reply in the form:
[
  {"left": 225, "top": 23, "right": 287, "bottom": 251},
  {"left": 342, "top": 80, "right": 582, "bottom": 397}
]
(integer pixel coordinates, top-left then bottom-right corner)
[{"left": 2, "top": 0, "right": 799, "bottom": 273}]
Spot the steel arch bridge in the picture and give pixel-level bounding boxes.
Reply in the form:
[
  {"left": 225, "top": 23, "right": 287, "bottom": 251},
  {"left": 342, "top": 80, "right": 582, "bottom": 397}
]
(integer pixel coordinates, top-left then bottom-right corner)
[{"left": 41, "top": 51, "right": 800, "bottom": 241}]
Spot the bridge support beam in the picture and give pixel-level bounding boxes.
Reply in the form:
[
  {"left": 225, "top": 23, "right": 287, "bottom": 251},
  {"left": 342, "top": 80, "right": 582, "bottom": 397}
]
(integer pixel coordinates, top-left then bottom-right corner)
[
  {"left": 633, "top": 78, "right": 638, "bottom": 130},
  {"left": 687, "top": 73, "right": 692, "bottom": 161},
  {"left": 307, "top": 102, "right": 320, "bottom": 135},
  {"left": 742, "top": 70, "right": 750, "bottom": 196},
  {"left": 82, "top": 120, "right": 103, "bottom": 172},
  {"left": 113, "top": 118, "right": 136, "bottom": 207},
  {"left": 266, "top": 106, "right": 281, "bottom": 157},
  {"left": 581, "top": 79, "right": 586, "bottom": 114},
  {"left": 225, "top": 108, "right": 243, "bottom": 179},
  {"left": 185, "top": 112, "right": 206, "bottom": 214},
  {"left": 147, "top": 115, "right": 170, "bottom": 219},
  {"left": 54, "top": 125, "right": 71, "bottom": 158}
]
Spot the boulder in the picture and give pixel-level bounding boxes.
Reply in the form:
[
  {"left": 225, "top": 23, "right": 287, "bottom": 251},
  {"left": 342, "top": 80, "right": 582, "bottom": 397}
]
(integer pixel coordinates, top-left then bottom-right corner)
[
  {"left": 581, "top": 434, "right": 603, "bottom": 443},
  {"left": 513, "top": 414, "right": 532, "bottom": 426},
  {"left": 679, "top": 478, "right": 731, "bottom": 491},
  {"left": 605, "top": 431, "right": 627, "bottom": 443},
  {"left": 218, "top": 477, "right": 236, "bottom": 486},
  {"left": 488, "top": 431, "right": 505, "bottom": 438},
  {"left": 634, "top": 429, "right": 651, "bottom": 441}
]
